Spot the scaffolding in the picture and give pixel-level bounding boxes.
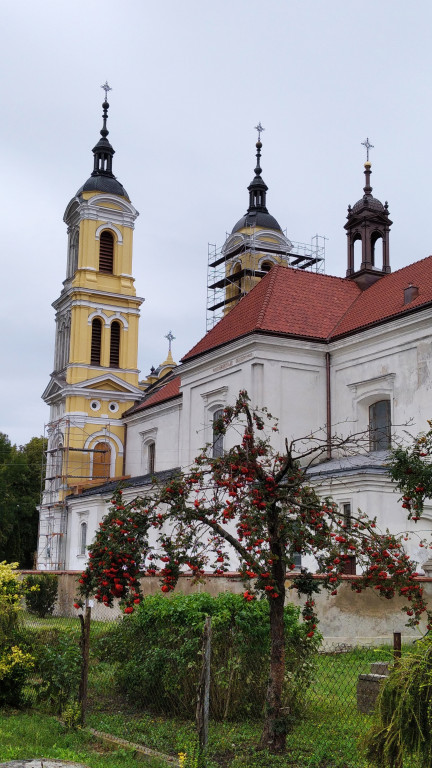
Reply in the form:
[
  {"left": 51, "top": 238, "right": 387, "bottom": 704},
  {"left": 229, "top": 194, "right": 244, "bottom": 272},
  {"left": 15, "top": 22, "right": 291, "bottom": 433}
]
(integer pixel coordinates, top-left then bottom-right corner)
[
  {"left": 206, "top": 231, "right": 326, "bottom": 330},
  {"left": 37, "top": 417, "right": 112, "bottom": 570}
]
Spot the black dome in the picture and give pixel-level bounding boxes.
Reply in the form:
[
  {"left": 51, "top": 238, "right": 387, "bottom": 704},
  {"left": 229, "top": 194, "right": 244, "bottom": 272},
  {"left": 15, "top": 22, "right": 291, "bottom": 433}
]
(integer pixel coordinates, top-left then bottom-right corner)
[
  {"left": 352, "top": 194, "right": 384, "bottom": 214},
  {"left": 232, "top": 211, "right": 281, "bottom": 234},
  {"left": 76, "top": 174, "right": 129, "bottom": 200}
]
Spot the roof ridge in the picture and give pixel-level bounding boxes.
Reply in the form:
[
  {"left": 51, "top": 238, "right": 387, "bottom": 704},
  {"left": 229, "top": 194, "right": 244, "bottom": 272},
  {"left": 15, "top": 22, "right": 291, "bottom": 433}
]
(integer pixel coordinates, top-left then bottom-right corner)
[
  {"left": 256, "top": 266, "right": 280, "bottom": 327},
  {"left": 328, "top": 286, "right": 364, "bottom": 338},
  {"left": 389, "top": 253, "right": 432, "bottom": 276}
]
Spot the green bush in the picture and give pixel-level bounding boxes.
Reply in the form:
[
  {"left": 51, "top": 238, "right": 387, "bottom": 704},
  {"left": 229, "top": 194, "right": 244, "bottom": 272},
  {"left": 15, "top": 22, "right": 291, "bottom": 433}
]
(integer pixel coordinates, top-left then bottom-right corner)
[
  {"left": 24, "top": 573, "right": 58, "bottom": 618},
  {"left": 366, "top": 636, "right": 432, "bottom": 768},
  {"left": 31, "top": 629, "right": 81, "bottom": 714},
  {"left": 0, "top": 561, "right": 34, "bottom": 707},
  {"left": 101, "top": 592, "right": 319, "bottom": 720}
]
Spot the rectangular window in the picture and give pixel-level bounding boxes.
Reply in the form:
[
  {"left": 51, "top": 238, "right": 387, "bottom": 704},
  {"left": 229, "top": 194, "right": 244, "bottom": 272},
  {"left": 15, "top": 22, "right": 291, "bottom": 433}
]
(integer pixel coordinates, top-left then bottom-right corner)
[{"left": 369, "top": 400, "right": 391, "bottom": 451}]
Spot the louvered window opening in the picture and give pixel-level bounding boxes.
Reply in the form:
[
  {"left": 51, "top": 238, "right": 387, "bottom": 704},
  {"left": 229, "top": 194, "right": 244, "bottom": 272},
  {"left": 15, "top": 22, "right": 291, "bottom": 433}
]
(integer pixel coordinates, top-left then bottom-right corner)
[
  {"left": 99, "top": 231, "right": 114, "bottom": 273},
  {"left": 110, "top": 321, "right": 120, "bottom": 368},
  {"left": 91, "top": 318, "right": 102, "bottom": 366}
]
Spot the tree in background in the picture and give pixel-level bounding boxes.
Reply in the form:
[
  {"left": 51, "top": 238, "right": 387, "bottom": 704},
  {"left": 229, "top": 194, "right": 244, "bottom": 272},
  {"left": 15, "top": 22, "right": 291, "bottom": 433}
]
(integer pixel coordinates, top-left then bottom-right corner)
[
  {"left": 0, "top": 433, "right": 46, "bottom": 568},
  {"left": 77, "top": 392, "right": 431, "bottom": 754}
]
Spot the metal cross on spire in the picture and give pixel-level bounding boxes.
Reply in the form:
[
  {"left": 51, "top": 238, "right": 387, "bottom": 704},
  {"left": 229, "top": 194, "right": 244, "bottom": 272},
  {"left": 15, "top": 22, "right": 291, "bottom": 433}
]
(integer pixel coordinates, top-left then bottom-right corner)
[
  {"left": 254, "top": 122, "right": 265, "bottom": 141},
  {"left": 361, "top": 137, "right": 374, "bottom": 162},
  {"left": 165, "top": 330, "right": 175, "bottom": 352},
  {"left": 101, "top": 81, "right": 112, "bottom": 101}
]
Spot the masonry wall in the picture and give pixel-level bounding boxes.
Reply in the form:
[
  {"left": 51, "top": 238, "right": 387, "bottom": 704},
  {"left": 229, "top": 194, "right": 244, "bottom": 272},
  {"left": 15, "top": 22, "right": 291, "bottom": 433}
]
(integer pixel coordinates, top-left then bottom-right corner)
[{"left": 22, "top": 571, "right": 432, "bottom": 645}]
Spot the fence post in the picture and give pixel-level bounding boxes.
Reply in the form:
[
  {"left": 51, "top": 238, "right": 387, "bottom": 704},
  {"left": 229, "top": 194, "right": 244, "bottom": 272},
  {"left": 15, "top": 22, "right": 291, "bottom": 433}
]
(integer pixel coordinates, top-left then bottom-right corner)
[
  {"left": 196, "top": 616, "right": 211, "bottom": 763},
  {"left": 78, "top": 602, "right": 91, "bottom": 725},
  {"left": 393, "top": 631, "right": 402, "bottom": 663}
]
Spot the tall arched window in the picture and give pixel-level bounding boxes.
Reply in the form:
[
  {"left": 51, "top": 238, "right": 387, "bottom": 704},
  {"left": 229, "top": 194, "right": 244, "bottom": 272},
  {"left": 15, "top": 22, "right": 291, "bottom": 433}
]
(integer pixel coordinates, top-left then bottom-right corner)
[
  {"left": 93, "top": 442, "right": 111, "bottom": 480},
  {"left": 148, "top": 441, "right": 156, "bottom": 474},
  {"left": 90, "top": 318, "right": 102, "bottom": 366},
  {"left": 79, "top": 522, "right": 88, "bottom": 556},
  {"left": 99, "top": 231, "right": 114, "bottom": 273},
  {"left": 110, "top": 321, "right": 121, "bottom": 368},
  {"left": 212, "top": 409, "right": 224, "bottom": 458}
]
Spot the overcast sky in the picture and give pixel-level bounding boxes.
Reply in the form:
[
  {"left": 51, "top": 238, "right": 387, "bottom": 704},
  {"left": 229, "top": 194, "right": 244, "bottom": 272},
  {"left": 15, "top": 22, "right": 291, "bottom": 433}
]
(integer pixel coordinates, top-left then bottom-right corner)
[{"left": 1, "top": 0, "right": 432, "bottom": 446}]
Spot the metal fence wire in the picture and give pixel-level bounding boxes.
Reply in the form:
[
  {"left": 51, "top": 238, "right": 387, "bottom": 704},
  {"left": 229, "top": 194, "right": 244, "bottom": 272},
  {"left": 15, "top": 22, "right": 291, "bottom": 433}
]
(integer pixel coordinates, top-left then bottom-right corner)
[{"left": 20, "top": 611, "right": 406, "bottom": 767}]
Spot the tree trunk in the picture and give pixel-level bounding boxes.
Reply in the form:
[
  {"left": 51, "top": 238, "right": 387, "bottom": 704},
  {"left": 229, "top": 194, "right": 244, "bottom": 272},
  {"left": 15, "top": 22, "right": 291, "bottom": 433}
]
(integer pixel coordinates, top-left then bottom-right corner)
[{"left": 259, "top": 591, "right": 287, "bottom": 752}]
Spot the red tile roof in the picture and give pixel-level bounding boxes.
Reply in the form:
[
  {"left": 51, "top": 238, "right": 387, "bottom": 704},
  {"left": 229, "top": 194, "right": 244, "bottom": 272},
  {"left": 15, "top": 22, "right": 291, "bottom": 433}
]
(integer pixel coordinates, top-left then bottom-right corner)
[
  {"left": 182, "top": 257, "right": 432, "bottom": 361},
  {"left": 331, "top": 256, "right": 432, "bottom": 338},
  {"left": 130, "top": 375, "right": 181, "bottom": 413}
]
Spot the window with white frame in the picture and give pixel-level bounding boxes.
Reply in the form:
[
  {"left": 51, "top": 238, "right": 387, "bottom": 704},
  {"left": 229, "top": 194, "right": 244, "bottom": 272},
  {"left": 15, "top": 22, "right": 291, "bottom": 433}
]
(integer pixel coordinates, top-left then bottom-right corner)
[
  {"left": 148, "top": 441, "right": 156, "bottom": 474},
  {"left": 79, "top": 521, "right": 88, "bottom": 556},
  {"left": 369, "top": 400, "right": 391, "bottom": 451},
  {"left": 212, "top": 409, "right": 224, "bottom": 458}
]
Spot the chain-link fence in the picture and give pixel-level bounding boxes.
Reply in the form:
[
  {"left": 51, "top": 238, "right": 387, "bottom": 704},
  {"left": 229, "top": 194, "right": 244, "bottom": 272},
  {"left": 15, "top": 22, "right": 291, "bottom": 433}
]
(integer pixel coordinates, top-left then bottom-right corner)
[{"left": 16, "top": 607, "right": 408, "bottom": 767}]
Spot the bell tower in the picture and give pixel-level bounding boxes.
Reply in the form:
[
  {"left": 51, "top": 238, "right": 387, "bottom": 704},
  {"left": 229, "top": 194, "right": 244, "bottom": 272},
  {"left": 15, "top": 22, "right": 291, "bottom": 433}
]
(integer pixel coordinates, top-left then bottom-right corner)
[
  {"left": 345, "top": 138, "right": 392, "bottom": 290},
  {"left": 38, "top": 84, "right": 143, "bottom": 569},
  {"left": 214, "top": 124, "right": 293, "bottom": 315}
]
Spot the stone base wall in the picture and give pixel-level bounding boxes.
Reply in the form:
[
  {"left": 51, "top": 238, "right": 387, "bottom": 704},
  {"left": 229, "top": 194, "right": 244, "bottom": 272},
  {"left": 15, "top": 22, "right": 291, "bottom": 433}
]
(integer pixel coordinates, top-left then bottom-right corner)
[{"left": 20, "top": 571, "right": 432, "bottom": 644}]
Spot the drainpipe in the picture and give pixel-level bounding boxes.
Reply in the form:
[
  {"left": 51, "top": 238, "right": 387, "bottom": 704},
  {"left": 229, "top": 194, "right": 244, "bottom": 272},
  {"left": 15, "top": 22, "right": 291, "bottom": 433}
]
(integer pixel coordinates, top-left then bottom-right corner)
[
  {"left": 122, "top": 423, "right": 127, "bottom": 476},
  {"left": 326, "top": 352, "right": 332, "bottom": 460}
]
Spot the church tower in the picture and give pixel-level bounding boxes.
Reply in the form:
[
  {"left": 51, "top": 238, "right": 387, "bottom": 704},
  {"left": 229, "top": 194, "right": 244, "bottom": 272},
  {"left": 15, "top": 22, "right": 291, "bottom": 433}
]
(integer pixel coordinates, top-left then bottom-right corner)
[
  {"left": 208, "top": 125, "right": 293, "bottom": 318},
  {"left": 38, "top": 85, "right": 143, "bottom": 569},
  {"left": 345, "top": 139, "right": 392, "bottom": 290}
]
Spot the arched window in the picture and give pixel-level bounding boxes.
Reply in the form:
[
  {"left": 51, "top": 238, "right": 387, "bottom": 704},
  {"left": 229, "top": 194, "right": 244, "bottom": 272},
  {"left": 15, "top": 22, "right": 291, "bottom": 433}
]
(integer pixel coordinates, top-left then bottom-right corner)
[
  {"left": 371, "top": 232, "right": 383, "bottom": 269},
  {"left": 79, "top": 522, "right": 87, "bottom": 556},
  {"left": 353, "top": 235, "right": 362, "bottom": 272},
  {"left": 90, "top": 318, "right": 102, "bottom": 366},
  {"left": 369, "top": 400, "right": 391, "bottom": 451},
  {"left": 212, "top": 409, "right": 224, "bottom": 458},
  {"left": 93, "top": 442, "right": 111, "bottom": 480},
  {"left": 261, "top": 261, "right": 273, "bottom": 273},
  {"left": 148, "top": 441, "right": 156, "bottom": 474},
  {"left": 110, "top": 321, "right": 120, "bottom": 368},
  {"left": 99, "top": 231, "right": 114, "bottom": 273}
]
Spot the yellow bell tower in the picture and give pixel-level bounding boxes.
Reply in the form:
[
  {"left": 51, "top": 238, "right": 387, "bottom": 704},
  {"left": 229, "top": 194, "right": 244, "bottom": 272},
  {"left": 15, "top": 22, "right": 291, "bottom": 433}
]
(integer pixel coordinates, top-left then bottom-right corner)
[{"left": 38, "top": 84, "right": 143, "bottom": 569}]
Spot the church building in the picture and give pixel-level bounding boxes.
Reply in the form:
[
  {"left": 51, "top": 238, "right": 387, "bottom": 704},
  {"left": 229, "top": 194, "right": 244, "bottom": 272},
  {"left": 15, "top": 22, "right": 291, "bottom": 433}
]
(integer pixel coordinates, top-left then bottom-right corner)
[{"left": 37, "top": 95, "right": 432, "bottom": 575}]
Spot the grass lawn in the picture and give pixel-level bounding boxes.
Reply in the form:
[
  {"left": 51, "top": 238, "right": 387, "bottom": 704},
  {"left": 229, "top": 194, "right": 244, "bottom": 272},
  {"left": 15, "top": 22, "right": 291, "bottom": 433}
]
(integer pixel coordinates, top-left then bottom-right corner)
[{"left": 0, "top": 711, "right": 168, "bottom": 768}]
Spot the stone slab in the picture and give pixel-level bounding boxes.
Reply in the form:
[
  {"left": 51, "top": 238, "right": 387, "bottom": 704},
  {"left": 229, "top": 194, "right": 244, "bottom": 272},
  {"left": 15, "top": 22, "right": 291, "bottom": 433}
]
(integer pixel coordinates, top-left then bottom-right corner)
[{"left": 0, "top": 762, "right": 89, "bottom": 768}]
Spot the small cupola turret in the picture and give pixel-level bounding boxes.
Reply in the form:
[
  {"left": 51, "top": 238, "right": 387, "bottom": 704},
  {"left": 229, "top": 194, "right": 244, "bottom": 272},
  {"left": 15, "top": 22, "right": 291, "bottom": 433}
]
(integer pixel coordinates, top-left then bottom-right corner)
[{"left": 345, "top": 138, "right": 392, "bottom": 290}]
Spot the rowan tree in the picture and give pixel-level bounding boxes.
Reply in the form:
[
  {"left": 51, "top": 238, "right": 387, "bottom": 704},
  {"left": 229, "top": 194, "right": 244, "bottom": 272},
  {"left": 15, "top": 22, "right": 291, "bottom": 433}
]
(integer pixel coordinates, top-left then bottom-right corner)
[{"left": 77, "top": 391, "right": 432, "bottom": 754}]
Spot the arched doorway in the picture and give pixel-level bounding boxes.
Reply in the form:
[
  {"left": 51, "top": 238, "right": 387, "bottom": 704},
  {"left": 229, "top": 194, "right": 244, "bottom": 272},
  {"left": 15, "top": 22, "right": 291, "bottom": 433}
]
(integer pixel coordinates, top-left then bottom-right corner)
[{"left": 93, "top": 441, "right": 111, "bottom": 480}]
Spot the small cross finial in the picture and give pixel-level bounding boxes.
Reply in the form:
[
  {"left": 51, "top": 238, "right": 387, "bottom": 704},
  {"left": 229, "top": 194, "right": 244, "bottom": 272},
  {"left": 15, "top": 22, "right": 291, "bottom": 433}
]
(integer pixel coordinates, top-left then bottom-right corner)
[
  {"left": 361, "top": 137, "right": 374, "bottom": 162},
  {"left": 254, "top": 122, "right": 265, "bottom": 141},
  {"left": 165, "top": 330, "right": 175, "bottom": 352},
  {"left": 101, "top": 81, "right": 112, "bottom": 101}
]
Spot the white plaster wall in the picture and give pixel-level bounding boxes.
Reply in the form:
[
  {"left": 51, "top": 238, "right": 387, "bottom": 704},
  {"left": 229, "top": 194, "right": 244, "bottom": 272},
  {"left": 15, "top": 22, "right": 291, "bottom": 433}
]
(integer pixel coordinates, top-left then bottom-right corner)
[
  {"left": 125, "top": 399, "right": 182, "bottom": 476},
  {"left": 330, "top": 312, "right": 432, "bottom": 444}
]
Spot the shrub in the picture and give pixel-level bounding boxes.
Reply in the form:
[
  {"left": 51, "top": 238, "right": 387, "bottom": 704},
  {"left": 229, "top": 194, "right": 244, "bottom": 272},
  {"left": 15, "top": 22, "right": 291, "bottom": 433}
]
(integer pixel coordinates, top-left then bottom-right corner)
[
  {"left": 102, "top": 592, "right": 319, "bottom": 720},
  {"left": 32, "top": 630, "right": 81, "bottom": 714},
  {"left": 366, "top": 636, "right": 432, "bottom": 767},
  {"left": 0, "top": 561, "right": 34, "bottom": 706},
  {"left": 24, "top": 573, "right": 58, "bottom": 618}
]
